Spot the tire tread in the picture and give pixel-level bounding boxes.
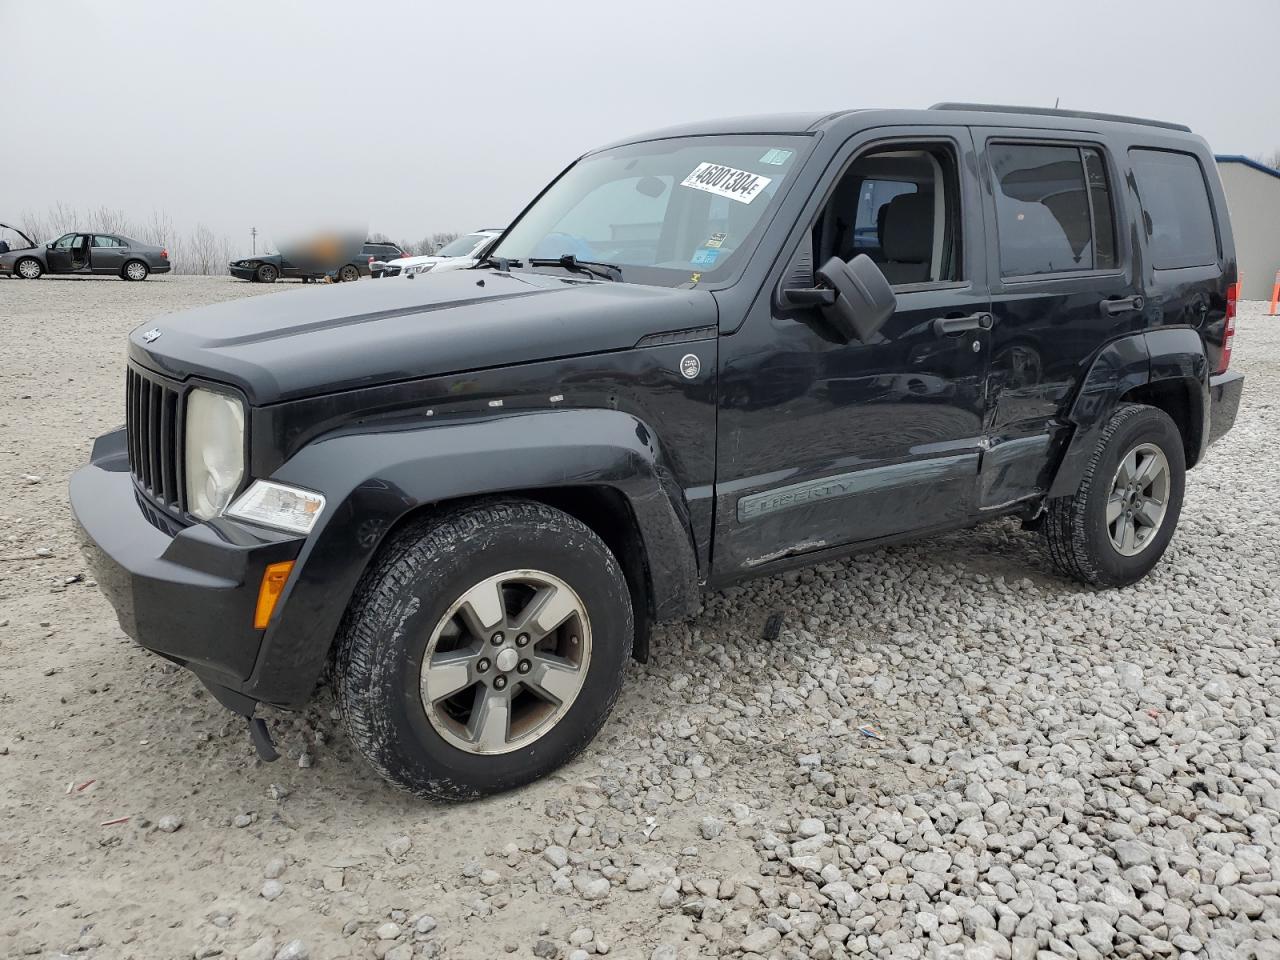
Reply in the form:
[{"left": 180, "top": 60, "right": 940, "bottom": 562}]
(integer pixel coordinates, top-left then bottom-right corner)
[{"left": 334, "top": 498, "right": 630, "bottom": 801}]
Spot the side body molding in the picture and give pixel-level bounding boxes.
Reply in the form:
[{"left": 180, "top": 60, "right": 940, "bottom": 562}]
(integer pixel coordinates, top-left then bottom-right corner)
[
  {"left": 252, "top": 409, "right": 700, "bottom": 707},
  {"left": 1047, "top": 329, "right": 1209, "bottom": 498}
]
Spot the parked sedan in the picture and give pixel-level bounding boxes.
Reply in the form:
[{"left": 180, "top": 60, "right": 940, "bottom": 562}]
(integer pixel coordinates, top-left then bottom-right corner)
[{"left": 0, "top": 228, "right": 170, "bottom": 280}]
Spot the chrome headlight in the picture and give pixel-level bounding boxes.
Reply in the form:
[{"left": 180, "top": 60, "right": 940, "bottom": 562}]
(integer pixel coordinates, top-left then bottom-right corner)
[
  {"left": 410, "top": 263, "right": 435, "bottom": 276},
  {"left": 185, "top": 388, "right": 245, "bottom": 520},
  {"left": 227, "top": 480, "right": 325, "bottom": 535}
]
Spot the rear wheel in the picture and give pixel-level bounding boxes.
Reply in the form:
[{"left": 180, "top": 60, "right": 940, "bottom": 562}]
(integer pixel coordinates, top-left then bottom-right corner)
[
  {"left": 255, "top": 262, "right": 278, "bottom": 283},
  {"left": 15, "top": 257, "right": 42, "bottom": 279},
  {"left": 338, "top": 264, "right": 360, "bottom": 282},
  {"left": 122, "top": 259, "right": 149, "bottom": 281},
  {"left": 1043, "top": 404, "right": 1185, "bottom": 587},
  {"left": 334, "top": 499, "right": 632, "bottom": 800}
]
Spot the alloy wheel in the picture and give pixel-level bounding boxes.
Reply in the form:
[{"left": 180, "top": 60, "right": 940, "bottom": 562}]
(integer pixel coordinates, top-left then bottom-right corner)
[
  {"left": 17, "top": 259, "right": 41, "bottom": 279},
  {"left": 125, "top": 261, "right": 147, "bottom": 280},
  {"left": 1106, "top": 442, "right": 1170, "bottom": 556},
  {"left": 419, "top": 569, "right": 591, "bottom": 755}
]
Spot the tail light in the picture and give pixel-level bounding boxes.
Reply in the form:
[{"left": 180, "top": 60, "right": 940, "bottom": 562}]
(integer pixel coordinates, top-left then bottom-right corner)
[
  {"left": 160, "top": 247, "right": 169, "bottom": 260},
  {"left": 1217, "top": 281, "right": 1237, "bottom": 374}
]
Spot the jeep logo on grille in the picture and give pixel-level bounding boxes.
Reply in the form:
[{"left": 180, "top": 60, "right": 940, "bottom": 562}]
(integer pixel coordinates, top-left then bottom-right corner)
[{"left": 142, "top": 328, "right": 163, "bottom": 343}]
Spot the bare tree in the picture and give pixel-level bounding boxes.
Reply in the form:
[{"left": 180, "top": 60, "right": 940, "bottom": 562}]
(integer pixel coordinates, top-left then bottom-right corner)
[
  {"left": 184, "top": 223, "right": 221, "bottom": 276},
  {"left": 18, "top": 210, "right": 49, "bottom": 246},
  {"left": 91, "top": 206, "right": 132, "bottom": 235}
]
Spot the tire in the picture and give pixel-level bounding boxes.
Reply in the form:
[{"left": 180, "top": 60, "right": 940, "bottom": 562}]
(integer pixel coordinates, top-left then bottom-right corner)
[
  {"left": 337, "top": 264, "right": 361, "bottom": 282},
  {"left": 122, "top": 259, "right": 149, "bottom": 281},
  {"left": 1043, "top": 403, "right": 1185, "bottom": 587},
  {"left": 334, "top": 499, "right": 633, "bottom": 801},
  {"left": 15, "top": 257, "right": 42, "bottom": 279},
  {"left": 255, "top": 263, "right": 278, "bottom": 283}
]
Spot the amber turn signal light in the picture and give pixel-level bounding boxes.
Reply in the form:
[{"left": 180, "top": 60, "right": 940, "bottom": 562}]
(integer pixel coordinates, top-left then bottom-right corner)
[{"left": 254, "top": 561, "right": 295, "bottom": 629}]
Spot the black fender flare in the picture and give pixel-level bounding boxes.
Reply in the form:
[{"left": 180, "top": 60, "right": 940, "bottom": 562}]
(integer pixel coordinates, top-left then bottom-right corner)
[
  {"left": 249, "top": 408, "right": 700, "bottom": 707},
  {"left": 1047, "top": 328, "right": 1209, "bottom": 498}
]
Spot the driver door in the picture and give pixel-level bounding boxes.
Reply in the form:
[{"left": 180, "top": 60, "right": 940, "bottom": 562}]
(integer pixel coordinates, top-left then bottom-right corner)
[
  {"left": 713, "top": 128, "right": 992, "bottom": 576},
  {"left": 46, "top": 233, "right": 80, "bottom": 273}
]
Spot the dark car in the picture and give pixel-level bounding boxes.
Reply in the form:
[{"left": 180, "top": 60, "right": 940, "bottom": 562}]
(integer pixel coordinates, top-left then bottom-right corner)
[
  {"left": 364, "top": 241, "right": 408, "bottom": 278},
  {"left": 72, "top": 103, "right": 1243, "bottom": 800},
  {"left": 1, "top": 228, "right": 170, "bottom": 280},
  {"left": 230, "top": 241, "right": 406, "bottom": 283}
]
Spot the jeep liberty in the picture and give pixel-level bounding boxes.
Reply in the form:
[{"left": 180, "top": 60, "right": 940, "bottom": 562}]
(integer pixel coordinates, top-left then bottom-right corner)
[{"left": 72, "top": 104, "right": 1245, "bottom": 799}]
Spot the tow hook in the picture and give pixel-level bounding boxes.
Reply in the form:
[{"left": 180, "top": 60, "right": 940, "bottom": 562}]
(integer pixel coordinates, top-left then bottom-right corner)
[{"left": 248, "top": 717, "right": 279, "bottom": 762}]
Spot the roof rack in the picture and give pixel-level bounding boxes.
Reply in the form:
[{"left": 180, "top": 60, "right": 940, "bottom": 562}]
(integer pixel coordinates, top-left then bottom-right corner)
[{"left": 928, "top": 102, "right": 1191, "bottom": 133}]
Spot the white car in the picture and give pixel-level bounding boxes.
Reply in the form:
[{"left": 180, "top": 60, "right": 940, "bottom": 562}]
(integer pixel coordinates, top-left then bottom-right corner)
[{"left": 378, "top": 229, "right": 502, "bottom": 278}]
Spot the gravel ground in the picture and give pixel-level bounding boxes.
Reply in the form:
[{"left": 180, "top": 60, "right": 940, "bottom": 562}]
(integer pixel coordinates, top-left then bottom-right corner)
[{"left": 1, "top": 275, "right": 1277, "bottom": 960}]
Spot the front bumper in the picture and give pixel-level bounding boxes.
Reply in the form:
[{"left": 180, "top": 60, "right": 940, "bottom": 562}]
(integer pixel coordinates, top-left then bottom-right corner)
[
  {"left": 228, "top": 264, "right": 258, "bottom": 280},
  {"left": 1208, "top": 370, "right": 1244, "bottom": 447},
  {"left": 70, "top": 428, "right": 303, "bottom": 702}
]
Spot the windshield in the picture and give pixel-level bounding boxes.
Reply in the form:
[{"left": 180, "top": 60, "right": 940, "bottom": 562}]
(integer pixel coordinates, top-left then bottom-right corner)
[
  {"left": 491, "top": 135, "right": 809, "bottom": 287},
  {"left": 437, "top": 233, "right": 489, "bottom": 257}
]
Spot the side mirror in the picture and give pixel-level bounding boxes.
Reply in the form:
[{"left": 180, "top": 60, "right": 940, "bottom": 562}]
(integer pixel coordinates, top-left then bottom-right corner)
[
  {"left": 779, "top": 253, "right": 897, "bottom": 343},
  {"left": 46, "top": 242, "right": 54, "bottom": 249}
]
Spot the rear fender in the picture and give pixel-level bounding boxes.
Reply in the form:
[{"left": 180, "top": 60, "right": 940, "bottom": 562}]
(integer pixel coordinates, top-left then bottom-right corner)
[
  {"left": 1047, "top": 329, "right": 1208, "bottom": 498},
  {"left": 249, "top": 409, "right": 699, "bottom": 707}
]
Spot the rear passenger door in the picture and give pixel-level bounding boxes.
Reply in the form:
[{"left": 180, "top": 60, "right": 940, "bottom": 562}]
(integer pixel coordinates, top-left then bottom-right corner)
[
  {"left": 90, "top": 235, "right": 128, "bottom": 274},
  {"left": 974, "top": 131, "right": 1138, "bottom": 508}
]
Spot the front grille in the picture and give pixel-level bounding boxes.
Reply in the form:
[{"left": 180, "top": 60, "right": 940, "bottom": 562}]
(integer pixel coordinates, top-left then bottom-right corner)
[{"left": 126, "top": 365, "right": 184, "bottom": 513}]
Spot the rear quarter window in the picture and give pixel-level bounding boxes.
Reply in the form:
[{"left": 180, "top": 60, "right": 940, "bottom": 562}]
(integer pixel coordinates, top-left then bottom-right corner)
[{"left": 1129, "top": 149, "right": 1219, "bottom": 269}]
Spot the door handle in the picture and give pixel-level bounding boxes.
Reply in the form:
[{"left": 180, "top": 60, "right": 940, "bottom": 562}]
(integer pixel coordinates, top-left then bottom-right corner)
[
  {"left": 1100, "top": 295, "right": 1145, "bottom": 316},
  {"left": 932, "top": 312, "right": 992, "bottom": 337}
]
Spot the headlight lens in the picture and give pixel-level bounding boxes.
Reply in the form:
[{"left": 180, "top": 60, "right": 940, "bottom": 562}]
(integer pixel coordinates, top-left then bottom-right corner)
[
  {"left": 411, "top": 263, "right": 435, "bottom": 276},
  {"left": 184, "top": 388, "right": 245, "bottom": 520},
  {"left": 226, "top": 481, "right": 325, "bottom": 535}
]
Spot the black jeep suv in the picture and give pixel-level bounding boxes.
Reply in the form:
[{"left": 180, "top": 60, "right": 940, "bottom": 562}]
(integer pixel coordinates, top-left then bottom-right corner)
[{"left": 72, "top": 104, "right": 1244, "bottom": 800}]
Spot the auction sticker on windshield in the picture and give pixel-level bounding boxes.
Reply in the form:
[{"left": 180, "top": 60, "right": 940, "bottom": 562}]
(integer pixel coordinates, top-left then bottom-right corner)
[{"left": 681, "top": 163, "right": 772, "bottom": 204}]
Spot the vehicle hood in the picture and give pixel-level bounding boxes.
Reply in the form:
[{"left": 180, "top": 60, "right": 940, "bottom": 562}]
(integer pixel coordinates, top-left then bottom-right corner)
[
  {"left": 128, "top": 269, "right": 718, "bottom": 404},
  {"left": 0, "top": 222, "right": 37, "bottom": 251},
  {"left": 388, "top": 254, "right": 449, "bottom": 267},
  {"left": 231, "top": 253, "right": 282, "bottom": 264}
]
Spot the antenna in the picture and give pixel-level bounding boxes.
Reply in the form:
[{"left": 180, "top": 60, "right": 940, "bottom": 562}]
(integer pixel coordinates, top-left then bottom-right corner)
[
  {"left": 1054, "top": 97, "right": 1060, "bottom": 109},
  {"left": 250, "top": 226, "right": 258, "bottom": 255}
]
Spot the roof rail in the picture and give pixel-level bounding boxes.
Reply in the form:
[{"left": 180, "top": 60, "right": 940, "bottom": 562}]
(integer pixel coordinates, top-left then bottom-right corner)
[{"left": 928, "top": 102, "right": 1192, "bottom": 133}]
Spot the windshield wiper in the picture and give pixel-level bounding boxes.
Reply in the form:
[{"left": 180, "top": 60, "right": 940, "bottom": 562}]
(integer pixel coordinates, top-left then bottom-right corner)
[
  {"left": 476, "top": 254, "right": 522, "bottom": 272},
  {"left": 529, "top": 254, "right": 622, "bottom": 282}
]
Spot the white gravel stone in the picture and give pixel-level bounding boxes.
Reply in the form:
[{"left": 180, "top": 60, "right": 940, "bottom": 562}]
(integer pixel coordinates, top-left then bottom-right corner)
[
  {"left": 7, "top": 282, "right": 1280, "bottom": 960},
  {"left": 273, "top": 942, "right": 309, "bottom": 960}
]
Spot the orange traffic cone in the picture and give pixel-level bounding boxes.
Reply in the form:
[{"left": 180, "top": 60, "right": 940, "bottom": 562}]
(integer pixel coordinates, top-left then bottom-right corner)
[{"left": 1270, "top": 270, "right": 1280, "bottom": 316}]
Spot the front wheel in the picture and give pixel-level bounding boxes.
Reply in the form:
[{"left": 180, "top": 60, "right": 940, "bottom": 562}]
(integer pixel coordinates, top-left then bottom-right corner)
[
  {"left": 15, "top": 257, "right": 42, "bottom": 279},
  {"left": 1043, "top": 403, "right": 1186, "bottom": 587},
  {"left": 334, "top": 499, "right": 632, "bottom": 800},
  {"left": 255, "top": 262, "right": 278, "bottom": 283},
  {"left": 337, "top": 264, "right": 361, "bottom": 282}
]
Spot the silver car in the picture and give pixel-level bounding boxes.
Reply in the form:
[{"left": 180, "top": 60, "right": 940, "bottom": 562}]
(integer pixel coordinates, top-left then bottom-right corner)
[{"left": 0, "top": 225, "right": 171, "bottom": 280}]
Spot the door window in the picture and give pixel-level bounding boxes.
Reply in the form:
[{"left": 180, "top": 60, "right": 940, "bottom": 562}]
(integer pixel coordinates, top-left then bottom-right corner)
[
  {"left": 1129, "top": 149, "right": 1218, "bottom": 269},
  {"left": 989, "top": 143, "right": 1117, "bottom": 277},
  {"left": 814, "top": 143, "right": 962, "bottom": 286},
  {"left": 92, "top": 235, "right": 125, "bottom": 247},
  {"left": 52, "top": 234, "right": 78, "bottom": 249}
]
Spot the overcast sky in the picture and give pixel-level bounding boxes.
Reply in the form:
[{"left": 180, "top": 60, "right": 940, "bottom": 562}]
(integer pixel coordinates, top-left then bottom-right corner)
[{"left": 4, "top": 0, "right": 1278, "bottom": 249}]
